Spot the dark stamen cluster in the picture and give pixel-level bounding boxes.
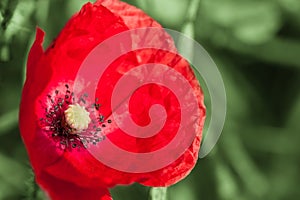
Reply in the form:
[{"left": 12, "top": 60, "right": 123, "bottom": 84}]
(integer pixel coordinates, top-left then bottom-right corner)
[{"left": 39, "top": 84, "right": 109, "bottom": 151}]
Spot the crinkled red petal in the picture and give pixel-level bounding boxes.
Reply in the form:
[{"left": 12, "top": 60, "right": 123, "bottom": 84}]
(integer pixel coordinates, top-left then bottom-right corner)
[
  {"left": 94, "top": 49, "right": 205, "bottom": 186},
  {"left": 37, "top": 171, "right": 112, "bottom": 200},
  {"left": 20, "top": 28, "right": 53, "bottom": 147},
  {"left": 96, "top": 0, "right": 161, "bottom": 29}
]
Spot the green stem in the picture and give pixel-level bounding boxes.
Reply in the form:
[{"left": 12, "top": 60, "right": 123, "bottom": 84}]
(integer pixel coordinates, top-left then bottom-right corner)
[
  {"left": 24, "top": 169, "right": 40, "bottom": 200},
  {"left": 178, "top": 0, "right": 201, "bottom": 56},
  {"left": 186, "top": 0, "right": 201, "bottom": 22},
  {"left": 149, "top": 187, "right": 168, "bottom": 200},
  {"left": 32, "top": 177, "right": 38, "bottom": 200}
]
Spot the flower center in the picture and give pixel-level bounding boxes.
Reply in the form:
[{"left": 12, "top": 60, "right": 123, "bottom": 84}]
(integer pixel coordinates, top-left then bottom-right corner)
[
  {"left": 64, "top": 103, "right": 91, "bottom": 133},
  {"left": 39, "top": 83, "right": 110, "bottom": 150}
]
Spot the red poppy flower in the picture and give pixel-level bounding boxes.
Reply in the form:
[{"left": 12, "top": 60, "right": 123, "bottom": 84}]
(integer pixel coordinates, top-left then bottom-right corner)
[{"left": 19, "top": 0, "right": 205, "bottom": 199}]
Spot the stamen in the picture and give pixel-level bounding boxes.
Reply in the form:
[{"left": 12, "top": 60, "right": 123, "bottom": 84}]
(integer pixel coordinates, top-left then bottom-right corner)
[{"left": 39, "top": 82, "right": 108, "bottom": 151}]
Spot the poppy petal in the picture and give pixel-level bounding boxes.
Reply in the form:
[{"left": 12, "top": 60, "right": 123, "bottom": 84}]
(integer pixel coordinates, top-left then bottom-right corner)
[
  {"left": 37, "top": 171, "right": 112, "bottom": 200},
  {"left": 96, "top": 0, "right": 161, "bottom": 29}
]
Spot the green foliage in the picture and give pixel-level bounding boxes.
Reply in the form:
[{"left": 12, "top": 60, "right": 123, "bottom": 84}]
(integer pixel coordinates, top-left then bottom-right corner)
[
  {"left": 0, "top": 153, "right": 28, "bottom": 199},
  {"left": 201, "top": 0, "right": 282, "bottom": 45},
  {"left": 0, "top": 0, "right": 299, "bottom": 199}
]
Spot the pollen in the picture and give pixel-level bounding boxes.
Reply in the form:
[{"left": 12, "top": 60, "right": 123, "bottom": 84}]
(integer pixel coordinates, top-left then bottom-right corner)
[{"left": 64, "top": 103, "right": 91, "bottom": 133}]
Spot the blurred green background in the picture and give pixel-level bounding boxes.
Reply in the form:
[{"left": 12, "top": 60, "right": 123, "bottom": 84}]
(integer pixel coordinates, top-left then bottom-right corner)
[{"left": 0, "top": 0, "right": 300, "bottom": 199}]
